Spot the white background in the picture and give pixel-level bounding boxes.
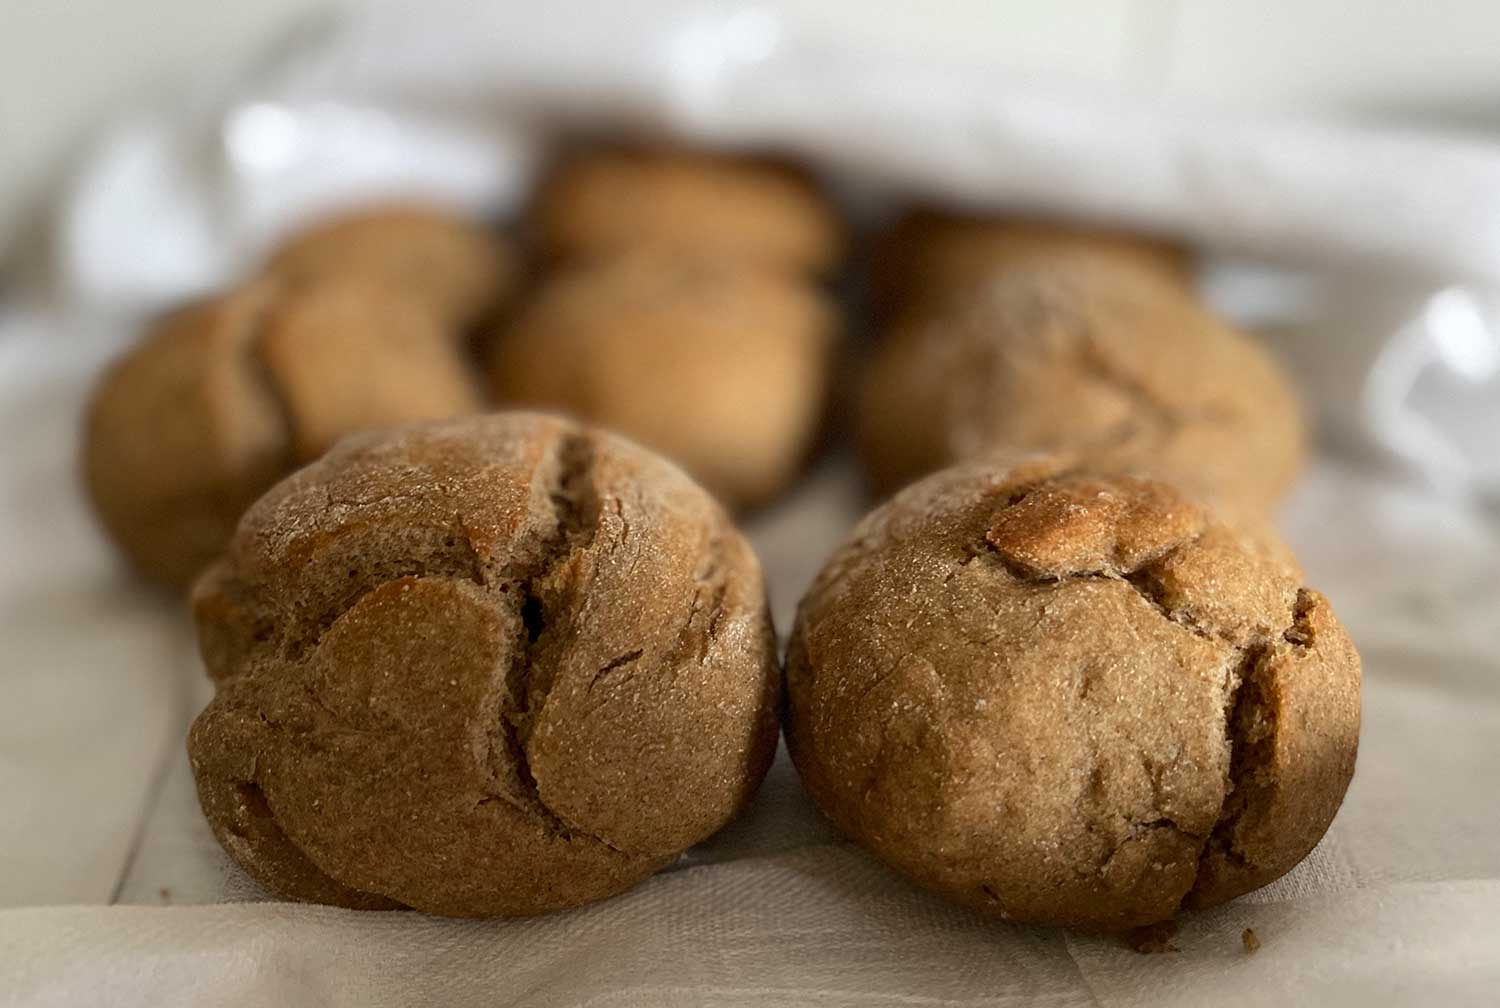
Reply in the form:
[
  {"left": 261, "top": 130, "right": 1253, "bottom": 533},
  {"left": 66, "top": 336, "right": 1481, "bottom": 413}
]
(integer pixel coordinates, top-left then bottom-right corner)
[{"left": 6, "top": 0, "right": 1500, "bottom": 252}]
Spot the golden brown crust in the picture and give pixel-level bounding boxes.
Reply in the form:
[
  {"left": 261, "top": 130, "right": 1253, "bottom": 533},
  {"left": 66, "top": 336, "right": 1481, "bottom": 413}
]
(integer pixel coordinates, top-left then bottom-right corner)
[
  {"left": 189, "top": 412, "right": 781, "bottom": 917},
  {"left": 266, "top": 204, "right": 516, "bottom": 328},
  {"left": 873, "top": 209, "right": 1193, "bottom": 316},
  {"left": 255, "top": 278, "right": 481, "bottom": 460},
  {"left": 1184, "top": 588, "right": 1362, "bottom": 908},
  {"left": 785, "top": 458, "right": 1359, "bottom": 931},
  {"left": 533, "top": 147, "right": 843, "bottom": 275},
  {"left": 84, "top": 279, "right": 481, "bottom": 589},
  {"left": 84, "top": 285, "right": 291, "bottom": 588},
  {"left": 489, "top": 254, "right": 837, "bottom": 511},
  {"left": 857, "top": 264, "right": 1304, "bottom": 512}
]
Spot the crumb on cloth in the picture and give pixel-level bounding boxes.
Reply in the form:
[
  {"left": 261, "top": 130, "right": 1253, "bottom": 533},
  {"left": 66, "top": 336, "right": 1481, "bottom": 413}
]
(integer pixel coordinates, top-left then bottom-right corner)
[{"left": 1128, "top": 920, "right": 1179, "bottom": 954}]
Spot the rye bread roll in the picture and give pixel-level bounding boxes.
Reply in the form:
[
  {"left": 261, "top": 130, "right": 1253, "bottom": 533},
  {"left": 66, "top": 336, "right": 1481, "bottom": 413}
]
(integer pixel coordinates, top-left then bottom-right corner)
[
  {"left": 266, "top": 204, "right": 517, "bottom": 331},
  {"left": 786, "top": 457, "right": 1360, "bottom": 931},
  {"left": 533, "top": 146, "right": 842, "bottom": 275},
  {"left": 189, "top": 412, "right": 781, "bottom": 917},
  {"left": 490, "top": 254, "right": 837, "bottom": 511},
  {"left": 858, "top": 264, "right": 1304, "bottom": 512},
  {"left": 85, "top": 278, "right": 481, "bottom": 588}
]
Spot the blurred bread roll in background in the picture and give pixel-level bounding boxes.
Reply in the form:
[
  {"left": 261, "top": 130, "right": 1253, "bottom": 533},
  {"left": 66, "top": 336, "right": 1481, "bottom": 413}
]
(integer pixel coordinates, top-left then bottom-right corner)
[
  {"left": 85, "top": 277, "right": 481, "bottom": 588},
  {"left": 250, "top": 279, "right": 482, "bottom": 460},
  {"left": 533, "top": 146, "right": 843, "bottom": 275},
  {"left": 490, "top": 254, "right": 837, "bottom": 511},
  {"left": 874, "top": 210, "right": 1193, "bottom": 316},
  {"left": 858, "top": 264, "right": 1304, "bottom": 512},
  {"left": 266, "top": 204, "right": 517, "bottom": 331}
]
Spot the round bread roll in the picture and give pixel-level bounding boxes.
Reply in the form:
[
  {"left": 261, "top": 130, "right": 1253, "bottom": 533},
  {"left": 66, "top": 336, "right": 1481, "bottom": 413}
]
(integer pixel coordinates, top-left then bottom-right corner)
[
  {"left": 533, "top": 147, "right": 842, "bottom": 274},
  {"left": 188, "top": 413, "right": 780, "bottom": 917},
  {"left": 489, "top": 254, "right": 838, "bottom": 511},
  {"left": 874, "top": 210, "right": 1192, "bottom": 315},
  {"left": 266, "top": 204, "right": 516, "bottom": 329},
  {"left": 858, "top": 265, "right": 1304, "bottom": 511},
  {"left": 85, "top": 278, "right": 481, "bottom": 588},
  {"left": 786, "top": 457, "right": 1361, "bottom": 931}
]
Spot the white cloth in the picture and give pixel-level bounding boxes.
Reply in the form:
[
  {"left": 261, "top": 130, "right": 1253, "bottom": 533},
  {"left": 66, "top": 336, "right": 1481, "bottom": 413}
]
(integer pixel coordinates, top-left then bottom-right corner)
[
  {"left": 6, "top": 882, "right": 1498, "bottom": 1008},
  {"left": 50, "top": 0, "right": 1500, "bottom": 306}
]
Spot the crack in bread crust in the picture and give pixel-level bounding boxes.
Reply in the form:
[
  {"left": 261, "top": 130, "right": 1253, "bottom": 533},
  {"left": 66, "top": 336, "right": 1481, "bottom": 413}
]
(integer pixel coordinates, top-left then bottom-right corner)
[
  {"left": 280, "top": 526, "right": 486, "bottom": 663},
  {"left": 1185, "top": 589, "right": 1318, "bottom": 906},
  {"left": 487, "top": 430, "right": 620, "bottom": 847},
  {"left": 979, "top": 483, "right": 1315, "bottom": 910},
  {"left": 225, "top": 772, "right": 403, "bottom": 911},
  {"left": 664, "top": 528, "right": 734, "bottom": 672}
]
